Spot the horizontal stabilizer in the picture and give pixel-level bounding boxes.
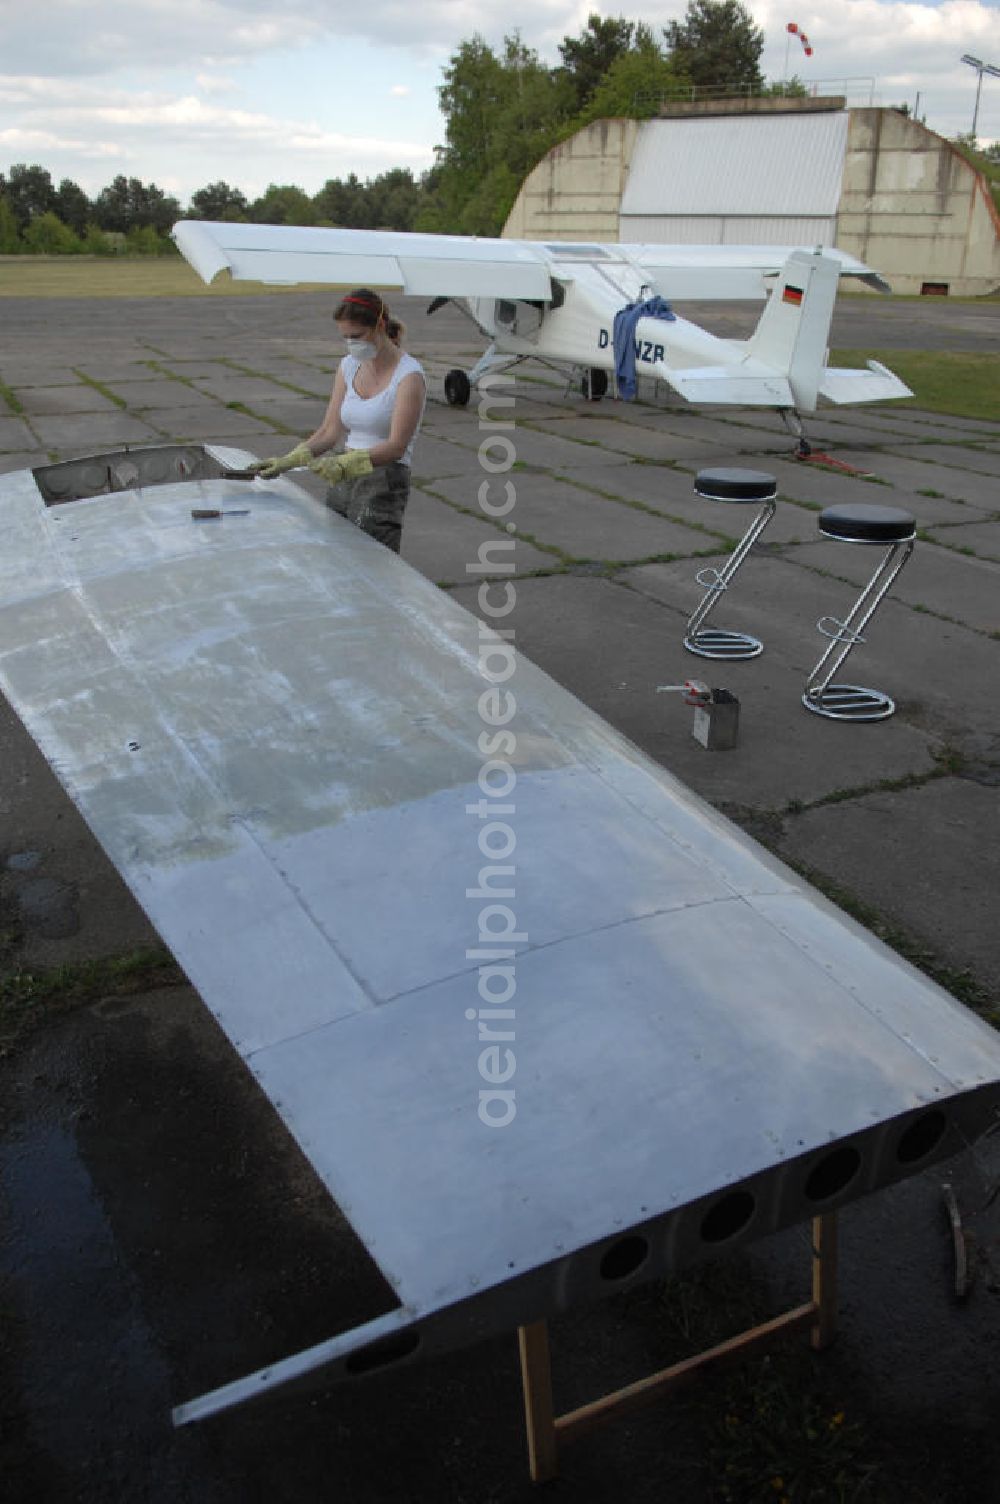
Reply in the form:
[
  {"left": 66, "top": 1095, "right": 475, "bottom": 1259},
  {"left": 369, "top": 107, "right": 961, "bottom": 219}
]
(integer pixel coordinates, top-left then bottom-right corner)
[
  {"left": 819, "top": 360, "right": 914, "bottom": 405},
  {"left": 655, "top": 364, "right": 794, "bottom": 407}
]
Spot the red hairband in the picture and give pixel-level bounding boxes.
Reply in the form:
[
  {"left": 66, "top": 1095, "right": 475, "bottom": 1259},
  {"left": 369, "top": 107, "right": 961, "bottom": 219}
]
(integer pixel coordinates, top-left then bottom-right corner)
[{"left": 343, "top": 295, "right": 383, "bottom": 313}]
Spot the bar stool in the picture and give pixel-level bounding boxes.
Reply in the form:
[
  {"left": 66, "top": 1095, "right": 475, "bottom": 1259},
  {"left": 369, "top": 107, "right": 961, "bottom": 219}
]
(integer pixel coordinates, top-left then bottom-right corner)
[
  {"left": 684, "top": 468, "right": 777, "bottom": 660},
  {"left": 802, "top": 503, "right": 916, "bottom": 721}
]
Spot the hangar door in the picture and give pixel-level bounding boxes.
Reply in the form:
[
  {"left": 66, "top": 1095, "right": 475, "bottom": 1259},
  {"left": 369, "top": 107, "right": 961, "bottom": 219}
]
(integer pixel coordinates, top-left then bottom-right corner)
[{"left": 619, "top": 111, "right": 849, "bottom": 246}]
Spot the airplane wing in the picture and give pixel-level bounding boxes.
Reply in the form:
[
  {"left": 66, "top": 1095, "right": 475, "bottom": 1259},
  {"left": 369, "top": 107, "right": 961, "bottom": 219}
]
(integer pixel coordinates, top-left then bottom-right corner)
[
  {"left": 174, "top": 221, "right": 891, "bottom": 305},
  {"left": 3, "top": 443, "right": 1000, "bottom": 1425},
  {"left": 620, "top": 243, "right": 892, "bottom": 299},
  {"left": 173, "top": 220, "right": 553, "bottom": 299}
]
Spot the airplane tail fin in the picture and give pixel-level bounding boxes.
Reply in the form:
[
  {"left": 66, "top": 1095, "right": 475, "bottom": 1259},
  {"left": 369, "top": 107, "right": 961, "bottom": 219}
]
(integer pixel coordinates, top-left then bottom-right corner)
[
  {"left": 740, "top": 250, "right": 912, "bottom": 410},
  {"left": 743, "top": 250, "right": 838, "bottom": 413}
]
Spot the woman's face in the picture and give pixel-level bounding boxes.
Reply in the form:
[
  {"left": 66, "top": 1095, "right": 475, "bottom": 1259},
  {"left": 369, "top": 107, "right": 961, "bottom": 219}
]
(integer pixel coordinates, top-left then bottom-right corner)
[
  {"left": 336, "top": 318, "right": 383, "bottom": 355},
  {"left": 336, "top": 318, "right": 376, "bottom": 342}
]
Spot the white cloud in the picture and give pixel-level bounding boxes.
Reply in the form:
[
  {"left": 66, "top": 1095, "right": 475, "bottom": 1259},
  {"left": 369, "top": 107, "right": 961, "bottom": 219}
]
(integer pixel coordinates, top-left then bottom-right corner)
[
  {"left": 1, "top": 0, "right": 998, "bottom": 206},
  {"left": 195, "top": 72, "right": 239, "bottom": 94}
]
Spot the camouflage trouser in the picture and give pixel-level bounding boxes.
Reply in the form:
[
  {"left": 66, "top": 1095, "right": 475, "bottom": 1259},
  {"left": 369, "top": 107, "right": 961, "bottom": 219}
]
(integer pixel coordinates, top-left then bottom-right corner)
[{"left": 325, "top": 461, "right": 410, "bottom": 554}]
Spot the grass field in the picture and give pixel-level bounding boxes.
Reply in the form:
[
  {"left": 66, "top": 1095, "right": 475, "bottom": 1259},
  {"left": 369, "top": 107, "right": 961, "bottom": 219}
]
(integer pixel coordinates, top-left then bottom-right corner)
[
  {"left": 830, "top": 348, "right": 1000, "bottom": 422},
  {"left": 0, "top": 255, "right": 333, "bottom": 298}
]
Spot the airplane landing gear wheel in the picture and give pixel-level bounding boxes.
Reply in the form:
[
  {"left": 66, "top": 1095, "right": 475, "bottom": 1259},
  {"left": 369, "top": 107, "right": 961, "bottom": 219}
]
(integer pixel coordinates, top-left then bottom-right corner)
[
  {"left": 444, "top": 369, "right": 471, "bottom": 407},
  {"left": 581, "top": 368, "right": 608, "bottom": 401}
]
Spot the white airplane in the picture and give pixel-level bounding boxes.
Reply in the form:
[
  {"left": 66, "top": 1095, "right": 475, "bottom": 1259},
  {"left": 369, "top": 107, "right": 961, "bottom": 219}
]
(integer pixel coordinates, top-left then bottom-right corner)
[{"left": 173, "top": 222, "right": 912, "bottom": 447}]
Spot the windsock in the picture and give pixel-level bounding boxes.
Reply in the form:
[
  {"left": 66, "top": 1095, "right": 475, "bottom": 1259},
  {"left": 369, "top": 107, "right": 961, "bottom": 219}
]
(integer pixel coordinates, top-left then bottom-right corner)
[{"left": 786, "top": 21, "right": 813, "bottom": 56}]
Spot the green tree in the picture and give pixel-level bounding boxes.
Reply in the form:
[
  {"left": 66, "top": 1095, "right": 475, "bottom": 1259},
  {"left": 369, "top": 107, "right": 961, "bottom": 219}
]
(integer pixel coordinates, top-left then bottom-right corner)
[
  {"left": 248, "top": 184, "right": 317, "bottom": 225},
  {"left": 763, "top": 76, "right": 808, "bottom": 99},
  {"left": 366, "top": 168, "right": 422, "bottom": 230},
  {"left": 22, "top": 210, "right": 80, "bottom": 254},
  {"left": 664, "top": 0, "right": 764, "bottom": 92},
  {"left": 580, "top": 24, "right": 689, "bottom": 120},
  {"left": 124, "top": 224, "right": 162, "bottom": 254},
  {"left": 188, "top": 180, "right": 248, "bottom": 220},
  {"left": 2, "top": 163, "right": 57, "bottom": 230},
  {"left": 55, "top": 178, "right": 92, "bottom": 234},
  {"left": 558, "top": 14, "right": 636, "bottom": 110},
  {"left": 420, "top": 32, "right": 577, "bottom": 235},
  {"left": 313, "top": 173, "right": 367, "bottom": 227},
  {"left": 81, "top": 222, "right": 114, "bottom": 255},
  {"left": 94, "top": 175, "right": 180, "bottom": 232},
  {"left": 0, "top": 194, "right": 20, "bottom": 252}
]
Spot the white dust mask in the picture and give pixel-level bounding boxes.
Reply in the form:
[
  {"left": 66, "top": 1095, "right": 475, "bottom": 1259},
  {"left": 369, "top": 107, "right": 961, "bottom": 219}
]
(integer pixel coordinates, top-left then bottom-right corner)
[{"left": 345, "top": 338, "right": 378, "bottom": 360}]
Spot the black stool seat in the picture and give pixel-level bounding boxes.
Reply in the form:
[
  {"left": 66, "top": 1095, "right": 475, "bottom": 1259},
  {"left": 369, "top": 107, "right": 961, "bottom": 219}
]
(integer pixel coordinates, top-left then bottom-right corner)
[
  {"left": 819, "top": 504, "right": 916, "bottom": 543},
  {"left": 694, "top": 468, "right": 777, "bottom": 503}
]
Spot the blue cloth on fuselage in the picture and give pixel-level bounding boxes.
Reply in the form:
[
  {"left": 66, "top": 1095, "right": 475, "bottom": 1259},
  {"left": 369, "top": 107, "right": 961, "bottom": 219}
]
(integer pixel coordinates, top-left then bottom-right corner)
[{"left": 613, "top": 296, "right": 677, "bottom": 401}]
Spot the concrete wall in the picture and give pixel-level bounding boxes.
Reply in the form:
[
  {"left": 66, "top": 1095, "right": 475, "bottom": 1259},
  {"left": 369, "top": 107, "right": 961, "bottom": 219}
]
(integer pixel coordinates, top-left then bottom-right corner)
[
  {"left": 836, "top": 110, "right": 1000, "bottom": 295},
  {"left": 502, "top": 119, "right": 639, "bottom": 243},
  {"left": 503, "top": 107, "right": 1000, "bottom": 296}
]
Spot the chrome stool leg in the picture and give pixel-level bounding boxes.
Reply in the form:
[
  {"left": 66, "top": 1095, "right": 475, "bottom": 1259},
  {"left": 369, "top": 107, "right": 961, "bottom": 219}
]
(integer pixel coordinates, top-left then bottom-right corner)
[
  {"left": 684, "top": 469, "right": 778, "bottom": 661},
  {"left": 802, "top": 505, "right": 916, "bottom": 722}
]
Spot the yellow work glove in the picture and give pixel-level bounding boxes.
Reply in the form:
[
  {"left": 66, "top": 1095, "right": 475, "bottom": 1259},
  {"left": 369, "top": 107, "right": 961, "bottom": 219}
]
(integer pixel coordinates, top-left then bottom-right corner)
[
  {"left": 308, "top": 449, "right": 374, "bottom": 485},
  {"left": 248, "top": 442, "right": 314, "bottom": 479}
]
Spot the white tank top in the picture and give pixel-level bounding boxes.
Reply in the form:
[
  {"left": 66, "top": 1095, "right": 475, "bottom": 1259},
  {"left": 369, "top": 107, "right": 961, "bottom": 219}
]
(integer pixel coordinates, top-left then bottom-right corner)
[{"left": 340, "top": 351, "right": 426, "bottom": 467}]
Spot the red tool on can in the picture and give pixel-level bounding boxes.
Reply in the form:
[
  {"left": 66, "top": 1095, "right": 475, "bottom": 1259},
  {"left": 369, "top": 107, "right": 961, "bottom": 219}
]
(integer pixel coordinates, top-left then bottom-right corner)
[{"left": 656, "top": 679, "right": 711, "bottom": 705}]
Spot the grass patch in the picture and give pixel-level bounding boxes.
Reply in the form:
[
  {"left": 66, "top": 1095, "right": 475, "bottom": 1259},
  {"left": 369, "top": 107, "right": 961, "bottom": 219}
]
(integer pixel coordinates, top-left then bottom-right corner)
[
  {"left": 0, "top": 378, "right": 25, "bottom": 414},
  {"left": 223, "top": 400, "right": 295, "bottom": 433},
  {"left": 0, "top": 255, "right": 336, "bottom": 300},
  {"left": 829, "top": 349, "right": 1000, "bottom": 422},
  {"left": 72, "top": 368, "right": 127, "bottom": 409},
  {"left": 143, "top": 359, "right": 201, "bottom": 390},
  {"left": 0, "top": 945, "right": 185, "bottom": 1051},
  {"left": 217, "top": 358, "right": 327, "bottom": 400}
]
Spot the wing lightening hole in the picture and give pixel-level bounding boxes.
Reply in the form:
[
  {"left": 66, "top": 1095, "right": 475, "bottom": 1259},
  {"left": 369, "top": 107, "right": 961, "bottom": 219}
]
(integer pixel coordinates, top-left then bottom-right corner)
[
  {"left": 700, "top": 1190, "right": 755, "bottom": 1244},
  {"left": 599, "top": 1235, "right": 649, "bottom": 1281},
  {"left": 896, "top": 1110, "right": 947, "bottom": 1164},
  {"left": 804, "top": 1145, "right": 861, "bottom": 1202}
]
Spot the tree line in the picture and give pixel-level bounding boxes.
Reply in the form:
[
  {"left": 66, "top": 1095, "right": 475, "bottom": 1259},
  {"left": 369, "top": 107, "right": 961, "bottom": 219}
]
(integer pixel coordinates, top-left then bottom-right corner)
[
  {"left": 4, "top": 2, "right": 994, "bottom": 255},
  {"left": 0, "top": 4, "right": 773, "bottom": 252}
]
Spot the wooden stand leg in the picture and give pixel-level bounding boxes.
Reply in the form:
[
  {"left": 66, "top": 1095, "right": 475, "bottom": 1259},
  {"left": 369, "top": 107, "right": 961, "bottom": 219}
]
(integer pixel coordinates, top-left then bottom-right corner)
[
  {"left": 516, "top": 1214, "right": 839, "bottom": 1481},
  {"left": 811, "top": 1211, "right": 838, "bottom": 1350},
  {"left": 518, "top": 1321, "right": 558, "bottom": 1483}
]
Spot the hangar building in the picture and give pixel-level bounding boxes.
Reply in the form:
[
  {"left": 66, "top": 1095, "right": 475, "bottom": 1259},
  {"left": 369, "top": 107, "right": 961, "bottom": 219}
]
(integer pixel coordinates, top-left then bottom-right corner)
[{"left": 503, "top": 100, "right": 1000, "bottom": 296}]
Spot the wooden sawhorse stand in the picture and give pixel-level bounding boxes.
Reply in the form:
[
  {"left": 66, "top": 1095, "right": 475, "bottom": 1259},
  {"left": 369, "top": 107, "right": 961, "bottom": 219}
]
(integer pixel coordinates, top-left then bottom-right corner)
[{"left": 517, "top": 1211, "right": 838, "bottom": 1483}]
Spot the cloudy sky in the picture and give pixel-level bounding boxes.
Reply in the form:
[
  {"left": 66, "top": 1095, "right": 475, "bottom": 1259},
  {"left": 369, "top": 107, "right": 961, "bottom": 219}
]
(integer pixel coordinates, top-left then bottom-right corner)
[{"left": 1, "top": 0, "right": 998, "bottom": 207}]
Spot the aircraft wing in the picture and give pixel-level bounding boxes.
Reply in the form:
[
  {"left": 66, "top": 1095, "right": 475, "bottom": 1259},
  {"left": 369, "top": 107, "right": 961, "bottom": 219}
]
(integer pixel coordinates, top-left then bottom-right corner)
[
  {"left": 4, "top": 442, "right": 1000, "bottom": 1425},
  {"left": 619, "top": 243, "right": 892, "bottom": 300},
  {"left": 173, "top": 220, "right": 553, "bottom": 299},
  {"left": 173, "top": 222, "right": 891, "bottom": 305}
]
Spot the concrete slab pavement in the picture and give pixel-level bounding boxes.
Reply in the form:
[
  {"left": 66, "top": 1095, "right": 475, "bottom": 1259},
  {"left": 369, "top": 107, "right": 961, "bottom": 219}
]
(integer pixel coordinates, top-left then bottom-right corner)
[
  {"left": 449, "top": 571, "right": 943, "bottom": 808},
  {"left": 778, "top": 778, "right": 1000, "bottom": 998},
  {"left": 431, "top": 469, "right": 715, "bottom": 562},
  {"left": 788, "top": 537, "right": 1000, "bottom": 634},
  {"left": 925, "top": 521, "right": 1000, "bottom": 560},
  {"left": 12, "top": 386, "right": 122, "bottom": 415},
  {"left": 402, "top": 488, "right": 554, "bottom": 583},
  {"left": 621, "top": 553, "right": 1000, "bottom": 749}
]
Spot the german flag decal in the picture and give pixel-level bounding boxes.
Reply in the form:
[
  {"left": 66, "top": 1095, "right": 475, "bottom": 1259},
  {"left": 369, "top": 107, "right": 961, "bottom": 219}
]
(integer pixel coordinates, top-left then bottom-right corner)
[{"left": 783, "top": 284, "right": 804, "bottom": 306}]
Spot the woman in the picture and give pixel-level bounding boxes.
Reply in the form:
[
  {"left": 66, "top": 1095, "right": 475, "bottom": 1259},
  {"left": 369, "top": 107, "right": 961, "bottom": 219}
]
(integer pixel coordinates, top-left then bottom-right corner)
[{"left": 252, "top": 288, "right": 426, "bottom": 553}]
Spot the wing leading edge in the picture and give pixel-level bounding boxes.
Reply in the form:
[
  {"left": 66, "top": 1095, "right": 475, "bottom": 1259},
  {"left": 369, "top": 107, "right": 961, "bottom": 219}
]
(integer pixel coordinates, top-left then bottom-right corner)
[{"left": 173, "top": 221, "right": 554, "bottom": 300}]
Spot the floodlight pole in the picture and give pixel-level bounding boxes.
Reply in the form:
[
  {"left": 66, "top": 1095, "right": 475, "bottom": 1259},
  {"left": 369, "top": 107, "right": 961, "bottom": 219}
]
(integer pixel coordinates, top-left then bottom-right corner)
[{"left": 960, "top": 53, "right": 1000, "bottom": 141}]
